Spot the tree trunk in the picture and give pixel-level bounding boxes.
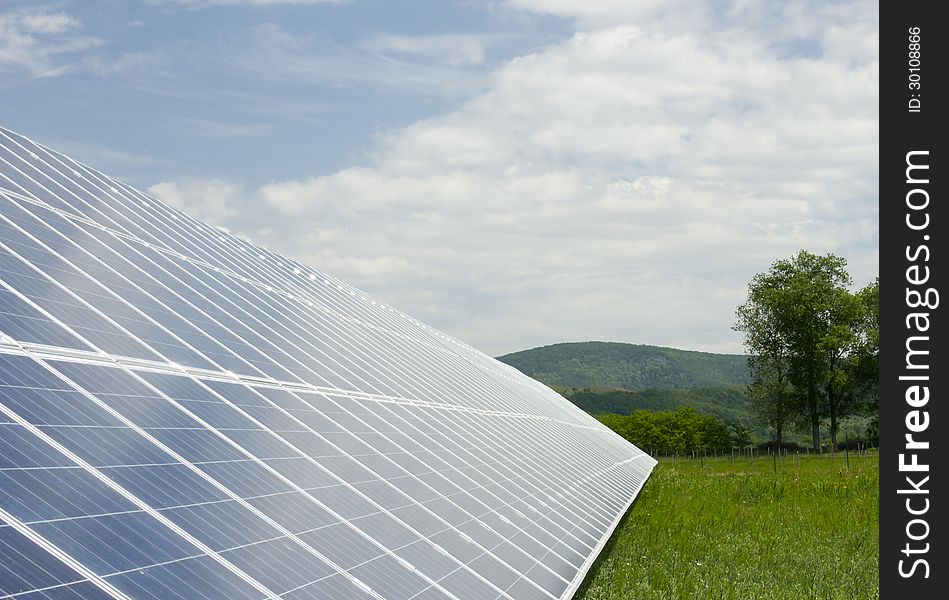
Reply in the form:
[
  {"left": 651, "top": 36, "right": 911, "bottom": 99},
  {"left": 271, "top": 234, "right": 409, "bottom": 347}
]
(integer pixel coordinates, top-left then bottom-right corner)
[
  {"left": 827, "top": 377, "right": 838, "bottom": 451},
  {"left": 811, "top": 417, "right": 820, "bottom": 453},
  {"left": 830, "top": 413, "right": 838, "bottom": 451},
  {"left": 775, "top": 423, "right": 783, "bottom": 452},
  {"left": 809, "top": 373, "right": 820, "bottom": 451}
]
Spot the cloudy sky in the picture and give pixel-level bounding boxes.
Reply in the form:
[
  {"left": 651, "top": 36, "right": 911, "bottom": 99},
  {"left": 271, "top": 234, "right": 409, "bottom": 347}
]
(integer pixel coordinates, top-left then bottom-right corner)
[{"left": 1, "top": 0, "right": 878, "bottom": 356}]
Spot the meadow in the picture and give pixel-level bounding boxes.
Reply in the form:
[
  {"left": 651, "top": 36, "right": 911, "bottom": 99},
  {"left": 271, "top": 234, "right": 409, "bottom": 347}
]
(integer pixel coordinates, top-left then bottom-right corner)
[{"left": 575, "top": 452, "right": 879, "bottom": 599}]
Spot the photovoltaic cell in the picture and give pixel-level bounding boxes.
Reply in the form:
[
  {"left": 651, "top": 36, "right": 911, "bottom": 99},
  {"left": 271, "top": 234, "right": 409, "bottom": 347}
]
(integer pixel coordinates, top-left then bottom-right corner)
[{"left": 0, "top": 125, "right": 656, "bottom": 600}]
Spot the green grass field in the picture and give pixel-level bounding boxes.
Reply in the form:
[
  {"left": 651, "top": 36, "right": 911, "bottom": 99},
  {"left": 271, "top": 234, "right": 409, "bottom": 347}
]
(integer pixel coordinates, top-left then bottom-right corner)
[{"left": 575, "top": 453, "right": 879, "bottom": 599}]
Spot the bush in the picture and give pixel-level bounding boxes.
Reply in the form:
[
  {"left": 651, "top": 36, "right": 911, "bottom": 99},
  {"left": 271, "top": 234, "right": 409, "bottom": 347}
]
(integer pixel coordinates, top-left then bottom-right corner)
[{"left": 596, "top": 408, "right": 733, "bottom": 454}]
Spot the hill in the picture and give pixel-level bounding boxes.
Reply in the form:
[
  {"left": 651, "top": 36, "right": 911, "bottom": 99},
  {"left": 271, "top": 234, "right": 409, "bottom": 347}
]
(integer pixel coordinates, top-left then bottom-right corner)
[
  {"left": 497, "top": 341, "right": 750, "bottom": 390},
  {"left": 499, "top": 341, "right": 869, "bottom": 445},
  {"left": 554, "top": 384, "right": 752, "bottom": 427}
]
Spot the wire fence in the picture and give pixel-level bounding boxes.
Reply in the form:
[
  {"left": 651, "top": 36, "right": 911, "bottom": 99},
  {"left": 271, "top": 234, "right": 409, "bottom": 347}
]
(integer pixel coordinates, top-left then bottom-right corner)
[{"left": 649, "top": 443, "right": 878, "bottom": 472}]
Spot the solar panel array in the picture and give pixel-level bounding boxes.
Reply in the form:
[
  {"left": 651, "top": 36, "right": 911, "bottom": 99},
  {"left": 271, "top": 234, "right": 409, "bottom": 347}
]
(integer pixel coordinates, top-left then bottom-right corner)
[{"left": 0, "top": 125, "right": 656, "bottom": 600}]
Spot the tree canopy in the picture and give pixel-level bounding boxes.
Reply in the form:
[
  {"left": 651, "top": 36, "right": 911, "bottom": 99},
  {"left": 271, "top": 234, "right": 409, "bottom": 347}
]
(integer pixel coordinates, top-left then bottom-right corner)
[
  {"left": 596, "top": 408, "right": 735, "bottom": 455},
  {"left": 734, "top": 251, "right": 878, "bottom": 450}
]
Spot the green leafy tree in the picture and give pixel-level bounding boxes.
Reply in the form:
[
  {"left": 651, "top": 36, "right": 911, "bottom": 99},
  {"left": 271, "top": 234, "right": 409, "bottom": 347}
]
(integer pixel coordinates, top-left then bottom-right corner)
[
  {"left": 596, "top": 408, "right": 733, "bottom": 455},
  {"left": 865, "top": 414, "right": 880, "bottom": 446},
  {"left": 728, "top": 420, "right": 753, "bottom": 448},
  {"left": 736, "top": 251, "right": 856, "bottom": 451},
  {"left": 848, "top": 279, "right": 880, "bottom": 413},
  {"left": 596, "top": 413, "right": 634, "bottom": 442},
  {"left": 736, "top": 300, "right": 794, "bottom": 450},
  {"left": 819, "top": 288, "right": 865, "bottom": 450}
]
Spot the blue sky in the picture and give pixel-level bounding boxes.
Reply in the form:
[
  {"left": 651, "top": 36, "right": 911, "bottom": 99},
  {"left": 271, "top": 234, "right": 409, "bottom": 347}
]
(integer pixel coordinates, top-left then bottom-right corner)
[
  {"left": 1, "top": 0, "right": 879, "bottom": 356},
  {"left": 2, "top": 1, "right": 568, "bottom": 184}
]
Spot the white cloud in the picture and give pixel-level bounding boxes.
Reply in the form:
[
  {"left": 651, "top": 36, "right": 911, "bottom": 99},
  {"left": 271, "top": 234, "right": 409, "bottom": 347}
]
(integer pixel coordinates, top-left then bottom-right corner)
[
  {"left": 149, "top": 179, "right": 243, "bottom": 223},
  {"left": 502, "top": 0, "right": 710, "bottom": 28},
  {"left": 163, "top": 0, "right": 878, "bottom": 356},
  {"left": 363, "top": 34, "right": 489, "bottom": 67},
  {"left": 221, "top": 24, "right": 491, "bottom": 98},
  {"left": 83, "top": 50, "right": 166, "bottom": 77},
  {"left": 14, "top": 11, "right": 78, "bottom": 35},
  {"left": 0, "top": 9, "right": 102, "bottom": 79}
]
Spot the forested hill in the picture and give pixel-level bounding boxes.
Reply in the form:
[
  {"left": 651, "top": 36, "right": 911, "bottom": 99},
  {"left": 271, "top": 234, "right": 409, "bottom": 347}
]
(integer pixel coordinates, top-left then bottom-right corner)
[
  {"left": 553, "top": 385, "right": 750, "bottom": 425},
  {"left": 497, "top": 341, "right": 750, "bottom": 390}
]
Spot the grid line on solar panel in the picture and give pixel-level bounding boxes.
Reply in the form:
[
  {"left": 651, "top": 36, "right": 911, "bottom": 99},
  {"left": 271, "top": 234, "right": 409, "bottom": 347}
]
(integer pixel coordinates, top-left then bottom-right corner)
[
  {"left": 0, "top": 355, "right": 395, "bottom": 600},
  {"left": 187, "top": 380, "right": 585, "bottom": 591},
  {"left": 1, "top": 188, "right": 564, "bottom": 422},
  {"left": 109, "top": 368, "right": 561, "bottom": 598},
  {"left": 0, "top": 177, "right": 442, "bottom": 358},
  {"left": 2, "top": 349, "right": 646, "bottom": 599},
  {"left": 0, "top": 364, "right": 285, "bottom": 599},
  {"left": 1, "top": 341, "right": 605, "bottom": 434},
  {"left": 11, "top": 346, "right": 632, "bottom": 502},
  {"left": 34, "top": 361, "right": 438, "bottom": 599},
  {"left": 324, "top": 399, "right": 617, "bottom": 547},
  {"left": 0, "top": 126, "right": 656, "bottom": 600},
  {"left": 0, "top": 510, "right": 128, "bottom": 600},
  {"left": 0, "top": 427, "right": 624, "bottom": 558},
  {"left": 31, "top": 356, "right": 520, "bottom": 600},
  {"left": 561, "top": 471, "right": 650, "bottom": 600},
  {"left": 0, "top": 164, "right": 572, "bottom": 422},
  {"left": 0, "top": 195, "right": 326, "bottom": 382},
  {"left": 0, "top": 186, "right": 443, "bottom": 365},
  {"left": 0, "top": 344, "right": 644, "bottom": 596}
]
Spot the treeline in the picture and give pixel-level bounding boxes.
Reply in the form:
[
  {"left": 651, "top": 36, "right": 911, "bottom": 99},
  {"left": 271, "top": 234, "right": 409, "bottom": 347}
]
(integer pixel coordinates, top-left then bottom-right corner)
[
  {"left": 734, "top": 251, "right": 879, "bottom": 451},
  {"left": 561, "top": 384, "right": 751, "bottom": 427},
  {"left": 596, "top": 408, "right": 746, "bottom": 455}
]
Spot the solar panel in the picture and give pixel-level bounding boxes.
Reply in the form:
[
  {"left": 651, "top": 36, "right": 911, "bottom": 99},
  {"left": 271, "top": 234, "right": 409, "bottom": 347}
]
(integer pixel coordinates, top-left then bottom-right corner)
[{"left": 0, "top": 125, "right": 656, "bottom": 600}]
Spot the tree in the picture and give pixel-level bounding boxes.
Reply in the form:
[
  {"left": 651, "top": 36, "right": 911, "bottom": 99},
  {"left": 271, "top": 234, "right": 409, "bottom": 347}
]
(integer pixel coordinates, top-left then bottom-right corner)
[
  {"left": 819, "top": 286, "right": 866, "bottom": 450},
  {"left": 746, "top": 355, "right": 793, "bottom": 450},
  {"left": 595, "top": 408, "right": 734, "bottom": 455},
  {"left": 848, "top": 279, "right": 880, "bottom": 410},
  {"left": 728, "top": 420, "right": 753, "bottom": 448},
  {"left": 735, "top": 251, "right": 856, "bottom": 451},
  {"left": 735, "top": 300, "right": 793, "bottom": 450}
]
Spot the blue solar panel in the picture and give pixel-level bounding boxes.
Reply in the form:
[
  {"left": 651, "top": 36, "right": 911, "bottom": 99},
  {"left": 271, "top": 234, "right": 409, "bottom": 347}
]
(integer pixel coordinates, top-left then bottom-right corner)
[{"left": 0, "top": 125, "right": 656, "bottom": 600}]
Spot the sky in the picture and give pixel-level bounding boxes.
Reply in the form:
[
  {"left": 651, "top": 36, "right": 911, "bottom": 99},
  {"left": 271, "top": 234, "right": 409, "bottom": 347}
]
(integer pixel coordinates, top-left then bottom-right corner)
[{"left": 0, "top": 0, "right": 879, "bottom": 357}]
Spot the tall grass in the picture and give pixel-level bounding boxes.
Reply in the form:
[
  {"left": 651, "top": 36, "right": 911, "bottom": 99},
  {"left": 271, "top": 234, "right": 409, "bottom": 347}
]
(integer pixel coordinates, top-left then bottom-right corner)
[{"left": 575, "top": 453, "right": 878, "bottom": 599}]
